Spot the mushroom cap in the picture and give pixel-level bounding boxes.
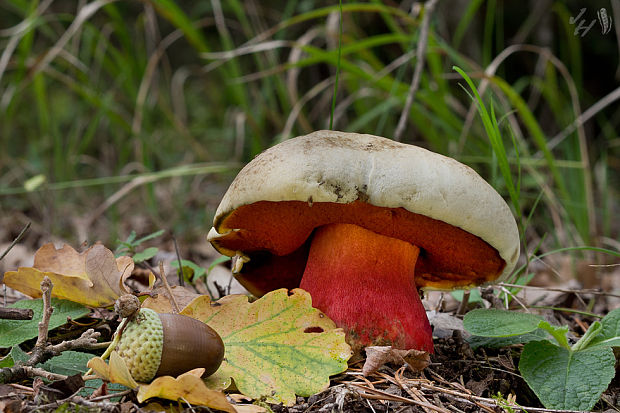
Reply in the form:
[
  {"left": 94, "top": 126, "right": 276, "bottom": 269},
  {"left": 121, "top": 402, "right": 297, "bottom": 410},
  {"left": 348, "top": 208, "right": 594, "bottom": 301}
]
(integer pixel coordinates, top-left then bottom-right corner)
[{"left": 209, "top": 130, "right": 520, "bottom": 289}]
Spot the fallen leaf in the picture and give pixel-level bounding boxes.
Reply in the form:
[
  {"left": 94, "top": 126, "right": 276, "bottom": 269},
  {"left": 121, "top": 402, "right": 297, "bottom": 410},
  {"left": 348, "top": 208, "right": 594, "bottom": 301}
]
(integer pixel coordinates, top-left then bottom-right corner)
[
  {"left": 87, "top": 351, "right": 139, "bottom": 389},
  {"left": 37, "top": 374, "right": 84, "bottom": 402},
  {"left": 136, "top": 369, "right": 237, "bottom": 412},
  {"left": 362, "top": 346, "right": 430, "bottom": 376},
  {"left": 3, "top": 243, "right": 134, "bottom": 307},
  {"left": 142, "top": 285, "right": 200, "bottom": 313},
  {"left": 181, "top": 288, "right": 352, "bottom": 405},
  {"left": 88, "top": 353, "right": 236, "bottom": 412}
]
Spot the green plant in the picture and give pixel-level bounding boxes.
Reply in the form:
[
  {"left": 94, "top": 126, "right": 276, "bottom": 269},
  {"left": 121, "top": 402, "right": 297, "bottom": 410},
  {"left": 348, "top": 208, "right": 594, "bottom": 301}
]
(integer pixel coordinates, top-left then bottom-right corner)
[
  {"left": 114, "top": 229, "right": 165, "bottom": 263},
  {"left": 171, "top": 255, "right": 231, "bottom": 284},
  {"left": 464, "top": 308, "right": 620, "bottom": 410}
]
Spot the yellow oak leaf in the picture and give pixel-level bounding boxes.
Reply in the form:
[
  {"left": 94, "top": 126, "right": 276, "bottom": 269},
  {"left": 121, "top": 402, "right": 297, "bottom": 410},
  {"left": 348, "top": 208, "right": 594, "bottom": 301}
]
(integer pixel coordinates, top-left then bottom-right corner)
[
  {"left": 89, "top": 353, "right": 236, "bottom": 412},
  {"left": 3, "top": 243, "right": 134, "bottom": 307},
  {"left": 181, "top": 288, "right": 352, "bottom": 406},
  {"left": 136, "top": 369, "right": 237, "bottom": 412},
  {"left": 142, "top": 285, "right": 200, "bottom": 313},
  {"left": 87, "top": 351, "right": 139, "bottom": 389}
]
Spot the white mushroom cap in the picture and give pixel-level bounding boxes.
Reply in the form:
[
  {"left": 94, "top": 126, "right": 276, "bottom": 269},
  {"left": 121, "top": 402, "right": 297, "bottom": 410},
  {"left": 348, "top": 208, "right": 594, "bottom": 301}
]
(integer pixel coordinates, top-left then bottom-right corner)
[{"left": 209, "top": 130, "right": 520, "bottom": 287}]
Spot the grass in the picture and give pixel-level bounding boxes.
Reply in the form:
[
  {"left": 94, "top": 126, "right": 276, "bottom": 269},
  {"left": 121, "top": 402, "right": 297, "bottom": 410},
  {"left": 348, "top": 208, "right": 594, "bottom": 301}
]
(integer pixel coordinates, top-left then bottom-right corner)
[{"left": 0, "top": 1, "right": 617, "bottom": 269}]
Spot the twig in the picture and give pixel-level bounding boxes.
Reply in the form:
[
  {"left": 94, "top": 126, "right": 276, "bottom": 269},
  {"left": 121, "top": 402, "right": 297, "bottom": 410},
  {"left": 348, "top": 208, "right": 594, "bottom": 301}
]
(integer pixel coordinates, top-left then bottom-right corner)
[
  {"left": 30, "top": 394, "right": 121, "bottom": 412},
  {"left": 1, "top": 221, "right": 31, "bottom": 307},
  {"left": 18, "top": 366, "right": 68, "bottom": 382},
  {"left": 0, "top": 307, "right": 34, "bottom": 320},
  {"left": 393, "top": 367, "right": 442, "bottom": 413},
  {"left": 0, "top": 329, "right": 101, "bottom": 383},
  {"left": 0, "top": 222, "right": 31, "bottom": 262},
  {"left": 34, "top": 277, "right": 54, "bottom": 349},
  {"left": 159, "top": 261, "right": 180, "bottom": 313},
  {"left": 455, "top": 290, "right": 469, "bottom": 315},
  {"left": 394, "top": 0, "right": 439, "bottom": 141},
  {"left": 497, "top": 282, "right": 620, "bottom": 298},
  {"left": 172, "top": 236, "right": 185, "bottom": 287}
]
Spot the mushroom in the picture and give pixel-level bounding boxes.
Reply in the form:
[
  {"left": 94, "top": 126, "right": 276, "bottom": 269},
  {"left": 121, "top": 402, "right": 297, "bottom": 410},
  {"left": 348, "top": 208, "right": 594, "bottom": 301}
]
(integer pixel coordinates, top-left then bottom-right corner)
[{"left": 208, "top": 131, "right": 520, "bottom": 352}]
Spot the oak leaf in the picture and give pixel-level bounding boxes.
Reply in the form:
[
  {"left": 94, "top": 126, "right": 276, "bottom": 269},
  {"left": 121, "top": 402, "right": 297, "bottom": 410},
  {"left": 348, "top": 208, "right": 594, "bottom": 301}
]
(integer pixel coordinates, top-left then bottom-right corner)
[
  {"left": 3, "top": 243, "right": 134, "bottom": 307},
  {"left": 181, "top": 288, "right": 352, "bottom": 405},
  {"left": 141, "top": 285, "right": 200, "bottom": 313},
  {"left": 88, "top": 353, "right": 236, "bottom": 412},
  {"left": 362, "top": 346, "right": 430, "bottom": 376},
  {"left": 87, "top": 352, "right": 139, "bottom": 389},
  {"left": 136, "top": 369, "right": 236, "bottom": 412}
]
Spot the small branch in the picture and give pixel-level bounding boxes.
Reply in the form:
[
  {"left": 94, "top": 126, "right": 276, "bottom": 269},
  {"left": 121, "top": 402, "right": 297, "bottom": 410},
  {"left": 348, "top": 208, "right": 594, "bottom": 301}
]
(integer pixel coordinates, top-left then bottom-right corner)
[
  {"left": 394, "top": 0, "right": 439, "bottom": 141},
  {"left": 159, "top": 261, "right": 180, "bottom": 313},
  {"left": 0, "top": 307, "right": 33, "bottom": 320},
  {"left": 172, "top": 236, "right": 185, "bottom": 287},
  {"left": 456, "top": 290, "right": 470, "bottom": 315},
  {"left": 0, "top": 277, "right": 101, "bottom": 384},
  {"left": 35, "top": 277, "right": 54, "bottom": 349},
  {"left": 0, "top": 222, "right": 31, "bottom": 262},
  {"left": 48, "top": 328, "right": 102, "bottom": 353},
  {"left": 30, "top": 394, "right": 123, "bottom": 412},
  {"left": 0, "top": 329, "right": 102, "bottom": 383},
  {"left": 20, "top": 366, "right": 68, "bottom": 382}
]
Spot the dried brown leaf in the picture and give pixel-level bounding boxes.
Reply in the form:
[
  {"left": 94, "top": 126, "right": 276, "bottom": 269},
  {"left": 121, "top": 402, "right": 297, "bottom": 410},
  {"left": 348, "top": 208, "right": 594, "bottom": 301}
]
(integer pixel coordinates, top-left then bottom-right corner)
[
  {"left": 3, "top": 243, "right": 134, "bottom": 307},
  {"left": 362, "top": 346, "right": 430, "bottom": 376}
]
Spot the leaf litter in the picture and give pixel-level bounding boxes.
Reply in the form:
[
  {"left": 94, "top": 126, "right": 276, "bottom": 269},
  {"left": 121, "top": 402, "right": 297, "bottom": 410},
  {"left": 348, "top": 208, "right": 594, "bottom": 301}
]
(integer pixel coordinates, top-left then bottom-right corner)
[{"left": 1, "top": 243, "right": 619, "bottom": 412}]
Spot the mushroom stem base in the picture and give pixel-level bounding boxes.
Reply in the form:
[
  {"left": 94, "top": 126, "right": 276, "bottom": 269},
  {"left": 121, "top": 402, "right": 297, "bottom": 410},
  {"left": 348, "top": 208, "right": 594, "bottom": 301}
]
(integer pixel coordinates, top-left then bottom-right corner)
[{"left": 300, "top": 223, "right": 433, "bottom": 353}]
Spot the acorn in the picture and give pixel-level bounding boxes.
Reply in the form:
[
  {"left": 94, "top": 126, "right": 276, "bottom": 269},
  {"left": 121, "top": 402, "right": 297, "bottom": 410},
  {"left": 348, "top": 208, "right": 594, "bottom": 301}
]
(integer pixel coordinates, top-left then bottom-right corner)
[{"left": 113, "top": 307, "right": 225, "bottom": 382}]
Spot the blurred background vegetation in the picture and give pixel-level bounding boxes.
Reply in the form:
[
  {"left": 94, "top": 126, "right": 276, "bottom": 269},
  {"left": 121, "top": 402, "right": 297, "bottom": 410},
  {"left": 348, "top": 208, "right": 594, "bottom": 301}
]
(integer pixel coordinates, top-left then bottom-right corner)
[{"left": 0, "top": 0, "right": 618, "bottom": 276}]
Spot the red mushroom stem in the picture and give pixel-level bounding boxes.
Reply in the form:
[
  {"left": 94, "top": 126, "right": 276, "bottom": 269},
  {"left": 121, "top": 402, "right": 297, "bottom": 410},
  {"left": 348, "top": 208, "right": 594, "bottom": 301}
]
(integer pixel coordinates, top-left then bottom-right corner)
[{"left": 299, "top": 223, "right": 434, "bottom": 353}]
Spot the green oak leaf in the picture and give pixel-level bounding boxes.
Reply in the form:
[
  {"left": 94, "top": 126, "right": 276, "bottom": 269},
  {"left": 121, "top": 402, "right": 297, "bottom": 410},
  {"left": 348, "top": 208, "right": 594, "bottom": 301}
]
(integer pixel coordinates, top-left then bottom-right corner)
[
  {"left": 0, "top": 298, "right": 90, "bottom": 348},
  {"left": 181, "top": 288, "right": 352, "bottom": 406},
  {"left": 519, "top": 340, "right": 616, "bottom": 410},
  {"left": 463, "top": 308, "right": 543, "bottom": 337}
]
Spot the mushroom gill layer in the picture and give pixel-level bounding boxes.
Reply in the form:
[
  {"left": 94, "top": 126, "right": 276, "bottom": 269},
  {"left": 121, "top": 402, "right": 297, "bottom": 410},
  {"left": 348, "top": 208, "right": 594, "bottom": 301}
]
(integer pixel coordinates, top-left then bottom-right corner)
[
  {"left": 210, "top": 200, "right": 506, "bottom": 291},
  {"left": 299, "top": 223, "right": 433, "bottom": 352}
]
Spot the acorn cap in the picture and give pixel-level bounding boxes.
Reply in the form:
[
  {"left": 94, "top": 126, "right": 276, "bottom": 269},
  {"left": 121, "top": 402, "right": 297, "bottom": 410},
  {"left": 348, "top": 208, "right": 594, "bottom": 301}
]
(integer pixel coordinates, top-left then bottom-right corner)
[{"left": 115, "top": 308, "right": 163, "bottom": 382}]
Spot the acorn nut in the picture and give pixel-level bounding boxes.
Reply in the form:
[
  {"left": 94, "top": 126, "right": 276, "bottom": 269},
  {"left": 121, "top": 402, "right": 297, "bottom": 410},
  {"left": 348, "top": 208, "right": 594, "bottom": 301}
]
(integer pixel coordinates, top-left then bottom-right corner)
[{"left": 114, "top": 308, "right": 224, "bottom": 382}]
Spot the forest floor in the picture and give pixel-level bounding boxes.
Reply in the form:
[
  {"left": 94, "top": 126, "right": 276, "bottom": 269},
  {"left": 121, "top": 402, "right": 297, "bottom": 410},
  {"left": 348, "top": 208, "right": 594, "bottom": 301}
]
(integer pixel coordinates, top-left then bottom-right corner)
[{"left": 1, "top": 239, "right": 619, "bottom": 413}]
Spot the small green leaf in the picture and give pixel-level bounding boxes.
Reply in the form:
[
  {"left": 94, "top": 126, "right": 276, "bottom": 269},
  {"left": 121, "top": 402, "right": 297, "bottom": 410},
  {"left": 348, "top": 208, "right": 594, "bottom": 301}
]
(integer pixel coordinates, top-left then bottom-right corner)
[
  {"left": 537, "top": 321, "right": 570, "bottom": 349},
  {"left": 171, "top": 259, "right": 206, "bottom": 281},
  {"left": 207, "top": 256, "right": 231, "bottom": 274},
  {"left": 38, "top": 351, "right": 94, "bottom": 376},
  {"left": 134, "top": 229, "right": 165, "bottom": 245},
  {"left": 0, "top": 299, "right": 90, "bottom": 348},
  {"left": 519, "top": 341, "right": 616, "bottom": 410},
  {"left": 572, "top": 321, "right": 602, "bottom": 351},
  {"left": 132, "top": 247, "right": 158, "bottom": 263},
  {"left": 450, "top": 289, "right": 483, "bottom": 304},
  {"left": 588, "top": 308, "right": 620, "bottom": 348},
  {"left": 463, "top": 309, "right": 543, "bottom": 337}
]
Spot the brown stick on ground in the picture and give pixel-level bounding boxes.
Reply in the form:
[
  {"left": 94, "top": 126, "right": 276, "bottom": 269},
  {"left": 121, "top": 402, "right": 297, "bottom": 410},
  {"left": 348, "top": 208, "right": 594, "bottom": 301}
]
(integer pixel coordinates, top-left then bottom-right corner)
[
  {"left": 35, "top": 277, "right": 54, "bottom": 348},
  {"left": 0, "top": 307, "right": 34, "bottom": 320}
]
